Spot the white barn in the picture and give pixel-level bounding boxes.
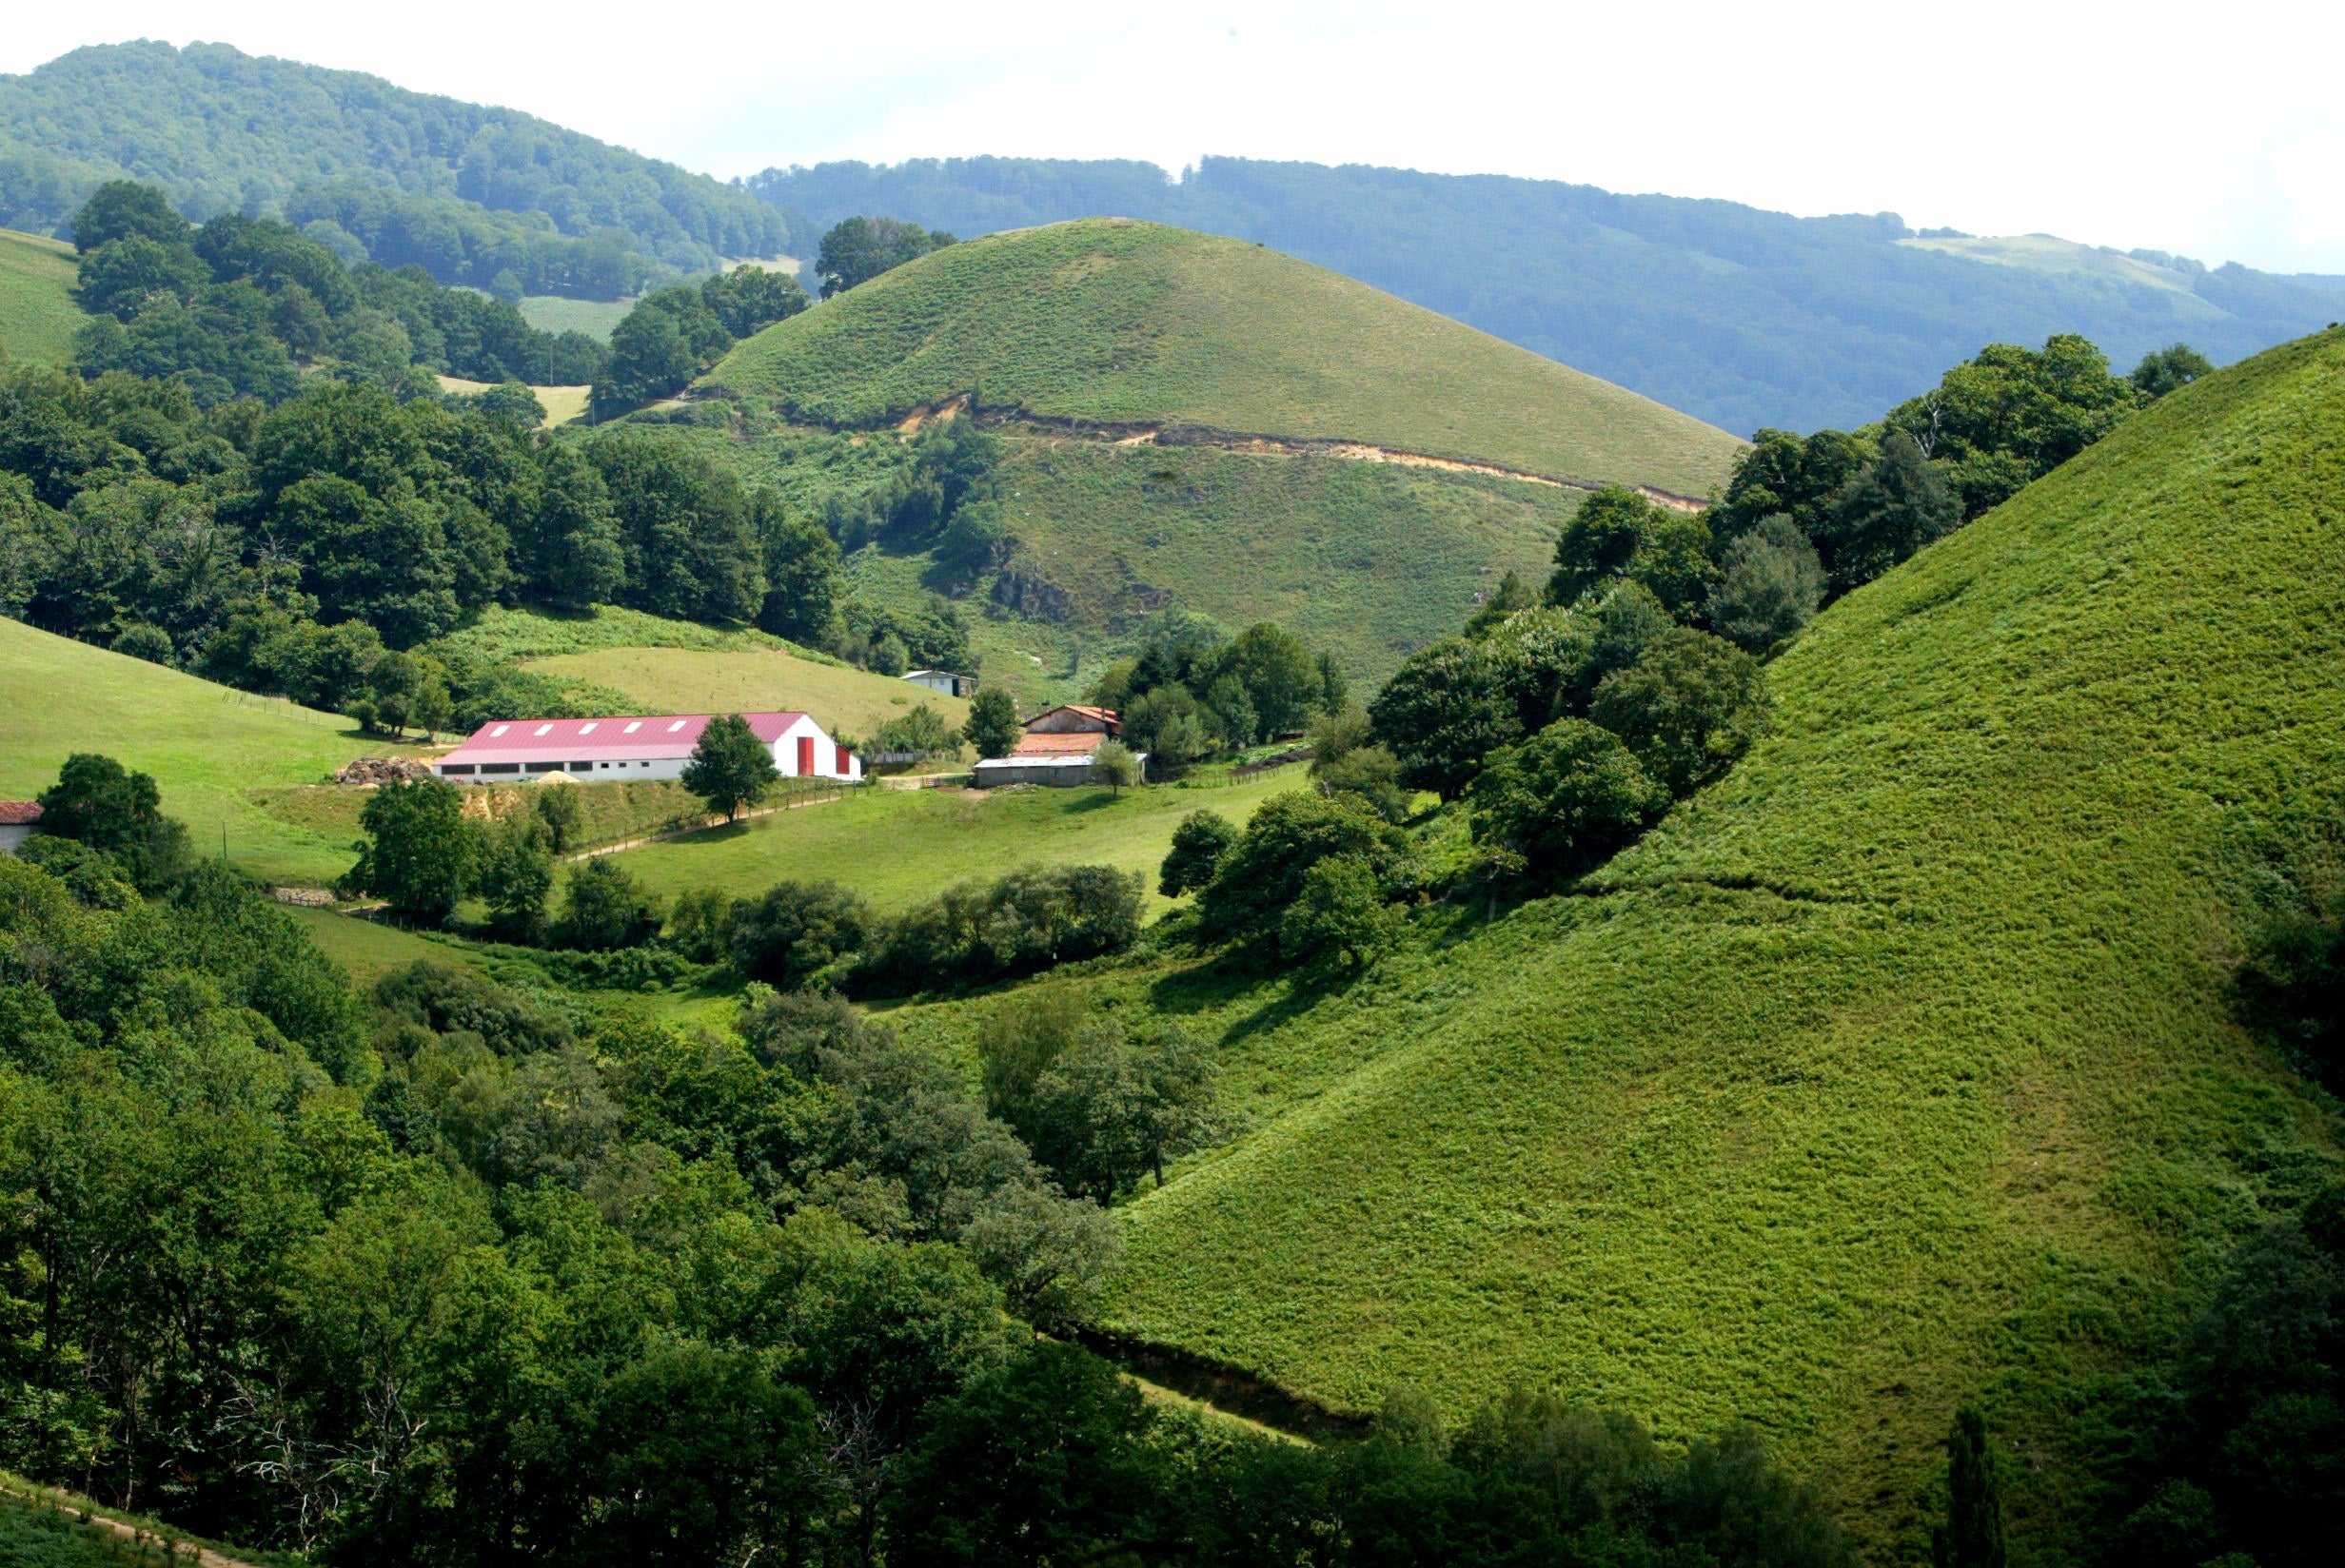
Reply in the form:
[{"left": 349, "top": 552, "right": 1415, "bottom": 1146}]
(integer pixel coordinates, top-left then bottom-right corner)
[{"left": 432, "top": 712, "right": 861, "bottom": 785}]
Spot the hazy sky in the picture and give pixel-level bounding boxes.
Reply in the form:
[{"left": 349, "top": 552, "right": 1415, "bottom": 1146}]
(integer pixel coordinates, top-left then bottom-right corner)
[{"left": 8, "top": 2, "right": 2343, "bottom": 273}]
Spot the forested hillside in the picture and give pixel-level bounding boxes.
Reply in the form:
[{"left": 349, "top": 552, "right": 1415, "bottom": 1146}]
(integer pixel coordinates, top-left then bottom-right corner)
[
  {"left": 753, "top": 156, "right": 2345, "bottom": 432},
  {"left": 0, "top": 42, "right": 798, "bottom": 297}
]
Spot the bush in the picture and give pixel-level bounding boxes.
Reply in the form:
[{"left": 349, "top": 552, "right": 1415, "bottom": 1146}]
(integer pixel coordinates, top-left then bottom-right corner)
[
  {"left": 860, "top": 864, "right": 1143, "bottom": 992},
  {"left": 1707, "top": 514, "right": 1824, "bottom": 655},
  {"left": 1314, "top": 742, "right": 1410, "bottom": 823},
  {"left": 1197, "top": 792, "right": 1401, "bottom": 951},
  {"left": 1159, "top": 810, "right": 1235, "bottom": 897},
  {"left": 553, "top": 856, "right": 663, "bottom": 951},
  {"left": 728, "top": 879, "right": 873, "bottom": 988},
  {"left": 1468, "top": 717, "right": 1664, "bottom": 884},
  {"left": 1587, "top": 627, "right": 1769, "bottom": 798},
  {"left": 1279, "top": 853, "right": 1400, "bottom": 968}
]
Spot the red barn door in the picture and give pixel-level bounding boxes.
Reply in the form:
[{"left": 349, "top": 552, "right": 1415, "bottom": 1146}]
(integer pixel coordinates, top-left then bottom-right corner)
[{"left": 797, "top": 735, "right": 816, "bottom": 776}]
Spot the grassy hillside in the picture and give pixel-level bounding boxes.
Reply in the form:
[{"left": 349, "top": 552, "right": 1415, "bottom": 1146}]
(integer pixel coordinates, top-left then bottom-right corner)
[
  {"left": 708, "top": 219, "right": 1742, "bottom": 499},
  {"left": 0, "top": 617, "right": 393, "bottom": 885},
  {"left": 528, "top": 645, "right": 970, "bottom": 741},
  {"left": 1051, "top": 330, "right": 2345, "bottom": 1555},
  {"left": 519, "top": 295, "right": 632, "bottom": 342},
  {"left": 602, "top": 770, "right": 1304, "bottom": 916},
  {"left": 982, "top": 439, "right": 1578, "bottom": 683},
  {"left": 0, "top": 226, "right": 80, "bottom": 364}
]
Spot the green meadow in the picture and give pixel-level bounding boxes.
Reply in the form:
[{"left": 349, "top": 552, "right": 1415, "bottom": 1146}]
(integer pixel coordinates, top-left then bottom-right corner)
[
  {"left": 707, "top": 219, "right": 1743, "bottom": 499},
  {"left": 594, "top": 770, "right": 1306, "bottom": 916},
  {"left": 517, "top": 294, "right": 632, "bottom": 342},
  {"left": 0, "top": 617, "right": 397, "bottom": 886},
  {"left": 0, "top": 226, "right": 81, "bottom": 365},
  {"left": 891, "top": 329, "right": 2345, "bottom": 1557}
]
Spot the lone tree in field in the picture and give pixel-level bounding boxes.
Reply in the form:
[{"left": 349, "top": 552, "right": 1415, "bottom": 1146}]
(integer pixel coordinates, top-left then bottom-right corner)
[
  {"left": 682, "top": 714, "right": 778, "bottom": 822},
  {"left": 1092, "top": 740, "right": 1141, "bottom": 797},
  {"left": 962, "top": 686, "right": 1022, "bottom": 759}
]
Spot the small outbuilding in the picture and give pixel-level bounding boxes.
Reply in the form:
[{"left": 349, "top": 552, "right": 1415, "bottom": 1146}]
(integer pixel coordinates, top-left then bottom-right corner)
[
  {"left": 431, "top": 712, "right": 861, "bottom": 785},
  {"left": 971, "top": 705, "right": 1146, "bottom": 789},
  {"left": 903, "top": 670, "right": 979, "bottom": 698},
  {"left": 0, "top": 801, "right": 41, "bottom": 855}
]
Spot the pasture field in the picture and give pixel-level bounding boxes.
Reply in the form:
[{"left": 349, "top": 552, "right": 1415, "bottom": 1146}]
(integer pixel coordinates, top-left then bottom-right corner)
[
  {"left": 525, "top": 643, "right": 970, "bottom": 741},
  {"left": 895, "top": 329, "right": 2345, "bottom": 1557},
  {"left": 0, "top": 226, "right": 81, "bottom": 365},
  {"left": 255, "top": 776, "right": 707, "bottom": 859},
  {"left": 595, "top": 769, "right": 1305, "bottom": 916},
  {"left": 284, "top": 906, "right": 486, "bottom": 987},
  {"left": 518, "top": 294, "right": 632, "bottom": 341},
  {"left": 707, "top": 219, "right": 1743, "bottom": 499},
  {"left": 0, "top": 617, "right": 399, "bottom": 886},
  {"left": 428, "top": 602, "right": 802, "bottom": 666},
  {"left": 433, "top": 374, "right": 590, "bottom": 425}
]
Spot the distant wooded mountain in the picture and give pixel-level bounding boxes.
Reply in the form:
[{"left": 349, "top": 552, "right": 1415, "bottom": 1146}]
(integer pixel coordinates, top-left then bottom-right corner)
[
  {"left": 0, "top": 42, "right": 798, "bottom": 299},
  {"left": 751, "top": 156, "right": 2344, "bottom": 433}
]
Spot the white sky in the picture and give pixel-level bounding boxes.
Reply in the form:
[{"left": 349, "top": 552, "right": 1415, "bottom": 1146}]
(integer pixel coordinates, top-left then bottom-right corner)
[{"left": 7, "top": 1, "right": 2344, "bottom": 274}]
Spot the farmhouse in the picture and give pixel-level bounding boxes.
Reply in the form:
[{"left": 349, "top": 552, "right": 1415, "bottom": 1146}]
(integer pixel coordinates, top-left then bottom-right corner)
[
  {"left": 902, "top": 669, "right": 979, "bottom": 698},
  {"left": 431, "top": 712, "right": 861, "bottom": 784},
  {"left": 0, "top": 801, "right": 41, "bottom": 855},
  {"left": 971, "top": 704, "right": 1146, "bottom": 789}
]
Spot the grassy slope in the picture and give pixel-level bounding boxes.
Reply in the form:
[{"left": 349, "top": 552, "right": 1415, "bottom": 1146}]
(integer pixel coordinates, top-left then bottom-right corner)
[
  {"left": 527, "top": 645, "right": 970, "bottom": 741},
  {"left": 519, "top": 294, "right": 632, "bottom": 342},
  {"left": 707, "top": 219, "right": 1743, "bottom": 498},
  {"left": 602, "top": 771, "right": 1304, "bottom": 917},
  {"left": 1077, "top": 332, "right": 2345, "bottom": 1556},
  {"left": 988, "top": 438, "right": 1578, "bottom": 683},
  {"left": 0, "top": 227, "right": 81, "bottom": 365},
  {"left": 0, "top": 618, "right": 398, "bottom": 885}
]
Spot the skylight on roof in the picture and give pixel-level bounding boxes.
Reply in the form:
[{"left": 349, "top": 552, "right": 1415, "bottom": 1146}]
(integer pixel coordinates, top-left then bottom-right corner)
[
  {"left": 535, "top": 724, "right": 554, "bottom": 736},
  {"left": 667, "top": 720, "right": 686, "bottom": 732},
  {"left": 490, "top": 724, "right": 510, "bottom": 736},
  {"left": 623, "top": 720, "right": 641, "bottom": 733},
  {"left": 580, "top": 722, "right": 597, "bottom": 734}
]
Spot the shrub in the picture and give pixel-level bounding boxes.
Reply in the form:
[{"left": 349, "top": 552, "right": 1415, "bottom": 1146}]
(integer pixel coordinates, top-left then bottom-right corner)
[
  {"left": 728, "top": 879, "right": 873, "bottom": 988},
  {"left": 1279, "top": 853, "right": 1400, "bottom": 968},
  {"left": 1159, "top": 809, "right": 1235, "bottom": 897},
  {"left": 553, "top": 856, "right": 663, "bottom": 951},
  {"left": 1196, "top": 792, "right": 1401, "bottom": 950},
  {"left": 861, "top": 864, "right": 1143, "bottom": 992},
  {"left": 1587, "top": 627, "right": 1769, "bottom": 798},
  {"left": 1468, "top": 717, "right": 1664, "bottom": 884},
  {"left": 1706, "top": 514, "right": 1824, "bottom": 655},
  {"left": 1315, "top": 743, "right": 1410, "bottom": 823}
]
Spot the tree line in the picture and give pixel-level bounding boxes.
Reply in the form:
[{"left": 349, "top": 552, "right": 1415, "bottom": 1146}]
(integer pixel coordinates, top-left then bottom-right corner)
[{"left": 65, "top": 182, "right": 608, "bottom": 402}]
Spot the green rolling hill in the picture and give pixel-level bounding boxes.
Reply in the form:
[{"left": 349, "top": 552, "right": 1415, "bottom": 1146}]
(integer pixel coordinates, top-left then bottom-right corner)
[
  {"left": 995, "top": 327, "right": 2345, "bottom": 1554},
  {"left": 709, "top": 218, "right": 1741, "bottom": 500},
  {"left": 699, "top": 219, "right": 1743, "bottom": 691},
  {"left": 0, "top": 226, "right": 81, "bottom": 364}
]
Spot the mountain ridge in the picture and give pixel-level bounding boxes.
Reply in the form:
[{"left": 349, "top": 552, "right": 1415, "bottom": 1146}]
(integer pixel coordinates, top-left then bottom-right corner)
[{"left": 751, "top": 156, "right": 2343, "bottom": 433}]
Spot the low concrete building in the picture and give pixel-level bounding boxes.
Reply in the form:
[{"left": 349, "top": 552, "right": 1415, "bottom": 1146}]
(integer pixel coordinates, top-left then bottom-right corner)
[
  {"left": 971, "top": 705, "right": 1146, "bottom": 788},
  {"left": 0, "top": 801, "right": 41, "bottom": 855},
  {"left": 431, "top": 712, "right": 861, "bottom": 785},
  {"left": 903, "top": 670, "right": 979, "bottom": 698}
]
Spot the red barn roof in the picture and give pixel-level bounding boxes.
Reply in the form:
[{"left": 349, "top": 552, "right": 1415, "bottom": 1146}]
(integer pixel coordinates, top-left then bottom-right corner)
[
  {"left": 1011, "top": 732, "right": 1108, "bottom": 757},
  {"left": 0, "top": 802, "right": 42, "bottom": 826},
  {"left": 439, "top": 713, "right": 809, "bottom": 767}
]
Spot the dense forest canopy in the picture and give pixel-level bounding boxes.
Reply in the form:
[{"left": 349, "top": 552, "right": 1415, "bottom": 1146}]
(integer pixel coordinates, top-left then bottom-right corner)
[
  {"left": 751, "top": 156, "right": 2345, "bottom": 433},
  {"left": 0, "top": 42, "right": 800, "bottom": 298}
]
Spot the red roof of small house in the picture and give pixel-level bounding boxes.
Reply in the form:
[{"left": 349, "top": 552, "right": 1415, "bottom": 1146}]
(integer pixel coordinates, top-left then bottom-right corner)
[
  {"left": 0, "top": 802, "right": 42, "bottom": 826},
  {"left": 1010, "top": 732, "right": 1108, "bottom": 757},
  {"left": 439, "top": 713, "right": 809, "bottom": 768}
]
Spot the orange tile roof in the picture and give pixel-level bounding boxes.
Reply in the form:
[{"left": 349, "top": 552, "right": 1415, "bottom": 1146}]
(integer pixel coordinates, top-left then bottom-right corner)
[{"left": 1012, "top": 733, "right": 1106, "bottom": 756}]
